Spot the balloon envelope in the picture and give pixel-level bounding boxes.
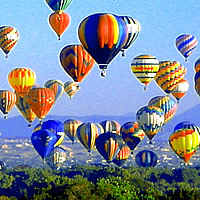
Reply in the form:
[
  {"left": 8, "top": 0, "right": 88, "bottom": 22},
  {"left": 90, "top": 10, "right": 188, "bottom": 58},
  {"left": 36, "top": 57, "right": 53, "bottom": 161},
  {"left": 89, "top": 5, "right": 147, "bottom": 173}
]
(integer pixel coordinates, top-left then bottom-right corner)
[
  {"left": 100, "top": 120, "right": 121, "bottom": 134},
  {"left": 45, "top": 0, "right": 72, "bottom": 12},
  {"left": 64, "top": 81, "right": 80, "bottom": 98}
]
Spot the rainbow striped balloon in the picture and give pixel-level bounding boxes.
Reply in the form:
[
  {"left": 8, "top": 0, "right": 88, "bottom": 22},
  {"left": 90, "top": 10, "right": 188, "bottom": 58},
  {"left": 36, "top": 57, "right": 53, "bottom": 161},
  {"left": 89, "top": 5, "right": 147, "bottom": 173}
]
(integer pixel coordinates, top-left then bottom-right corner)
[{"left": 175, "top": 34, "right": 198, "bottom": 62}]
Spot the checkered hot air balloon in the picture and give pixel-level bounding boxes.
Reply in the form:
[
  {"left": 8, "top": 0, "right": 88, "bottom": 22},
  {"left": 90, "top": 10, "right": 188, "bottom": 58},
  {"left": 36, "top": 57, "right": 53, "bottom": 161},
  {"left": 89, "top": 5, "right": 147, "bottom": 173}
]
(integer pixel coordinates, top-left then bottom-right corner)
[{"left": 175, "top": 34, "right": 198, "bottom": 62}]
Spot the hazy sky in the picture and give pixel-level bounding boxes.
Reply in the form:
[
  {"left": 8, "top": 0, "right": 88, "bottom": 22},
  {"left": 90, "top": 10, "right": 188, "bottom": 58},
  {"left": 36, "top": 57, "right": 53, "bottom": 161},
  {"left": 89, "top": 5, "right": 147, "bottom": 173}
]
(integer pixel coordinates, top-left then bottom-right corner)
[{"left": 1, "top": 0, "right": 200, "bottom": 118}]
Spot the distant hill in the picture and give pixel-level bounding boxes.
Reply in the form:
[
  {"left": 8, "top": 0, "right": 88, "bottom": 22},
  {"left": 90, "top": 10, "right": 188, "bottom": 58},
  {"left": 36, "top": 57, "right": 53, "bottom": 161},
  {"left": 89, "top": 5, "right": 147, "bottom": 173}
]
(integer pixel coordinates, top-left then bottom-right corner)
[{"left": 0, "top": 104, "right": 199, "bottom": 140}]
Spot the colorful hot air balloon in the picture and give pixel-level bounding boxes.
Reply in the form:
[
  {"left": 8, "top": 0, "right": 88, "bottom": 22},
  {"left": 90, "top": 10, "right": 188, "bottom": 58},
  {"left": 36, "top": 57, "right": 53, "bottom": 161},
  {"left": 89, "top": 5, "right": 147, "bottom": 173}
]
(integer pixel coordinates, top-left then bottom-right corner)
[
  {"left": 154, "top": 61, "right": 186, "bottom": 94},
  {"left": 95, "top": 132, "right": 125, "bottom": 163},
  {"left": 44, "top": 79, "right": 64, "bottom": 102},
  {"left": 45, "top": 147, "right": 67, "bottom": 170},
  {"left": 78, "top": 13, "right": 128, "bottom": 77},
  {"left": 15, "top": 92, "right": 36, "bottom": 126},
  {"left": 76, "top": 122, "right": 99, "bottom": 154},
  {"left": 135, "top": 150, "right": 158, "bottom": 167},
  {"left": 194, "top": 58, "right": 200, "bottom": 73},
  {"left": 120, "top": 16, "right": 140, "bottom": 56},
  {"left": 120, "top": 121, "right": 145, "bottom": 151},
  {"left": 27, "top": 88, "right": 55, "bottom": 122},
  {"left": 136, "top": 106, "right": 164, "bottom": 142},
  {"left": 64, "top": 81, "right": 80, "bottom": 99},
  {"left": 169, "top": 128, "right": 200, "bottom": 163},
  {"left": 60, "top": 44, "right": 95, "bottom": 82},
  {"left": 112, "top": 144, "right": 130, "bottom": 167},
  {"left": 100, "top": 120, "right": 121, "bottom": 134},
  {"left": 0, "top": 90, "right": 16, "bottom": 119},
  {"left": 131, "top": 55, "right": 159, "bottom": 90},
  {"left": 63, "top": 119, "right": 83, "bottom": 143},
  {"left": 194, "top": 71, "right": 200, "bottom": 97},
  {"left": 49, "top": 11, "right": 70, "bottom": 40},
  {"left": 175, "top": 34, "right": 198, "bottom": 62},
  {"left": 31, "top": 129, "right": 58, "bottom": 159},
  {"left": 171, "top": 79, "right": 189, "bottom": 103},
  {"left": 8, "top": 68, "right": 36, "bottom": 97},
  {"left": 0, "top": 26, "right": 19, "bottom": 58},
  {"left": 148, "top": 96, "right": 177, "bottom": 125},
  {"left": 45, "top": 0, "right": 73, "bottom": 12}
]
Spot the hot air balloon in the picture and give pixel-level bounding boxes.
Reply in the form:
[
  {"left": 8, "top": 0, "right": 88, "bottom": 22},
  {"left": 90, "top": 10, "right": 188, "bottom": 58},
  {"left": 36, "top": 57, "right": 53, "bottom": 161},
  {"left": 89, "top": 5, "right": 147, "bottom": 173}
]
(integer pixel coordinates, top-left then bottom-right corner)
[
  {"left": 44, "top": 79, "right": 64, "bottom": 102},
  {"left": 171, "top": 79, "right": 189, "bottom": 103},
  {"left": 64, "top": 81, "right": 80, "bottom": 99},
  {"left": 175, "top": 34, "right": 198, "bottom": 62},
  {"left": 120, "top": 16, "right": 140, "bottom": 56},
  {"left": 27, "top": 88, "right": 55, "bottom": 122},
  {"left": 0, "top": 26, "right": 19, "bottom": 58},
  {"left": 60, "top": 44, "right": 95, "bottom": 83},
  {"left": 136, "top": 106, "right": 164, "bottom": 142},
  {"left": 31, "top": 129, "right": 58, "bottom": 159},
  {"left": 112, "top": 144, "right": 130, "bottom": 167},
  {"left": 0, "top": 90, "right": 16, "bottom": 119},
  {"left": 34, "top": 120, "right": 65, "bottom": 147},
  {"left": 45, "top": 147, "right": 67, "bottom": 170},
  {"left": 15, "top": 92, "right": 36, "bottom": 127},
  {"left": 49, "top": 11, "right": 70, "bottom": 40},
  {"left": 100, "top": 120, "right": 121, "bottom": 134},
  {"left": 120, "top": 121, "right": 145, "bottom": 151},
  {"left": 148, "top": 96, "right": 177, "bottom": 125},
  {"left": 45, "top": 0, "right": 72, "bottom": 12},
  {"left": 194, "top": 71, "right": 200, "bottom": 97},
  {"left": 63, "top": 119, "right": 83, "bottom": 144},
  {"left": 76, "top": 122, "right": 99, "bottom": 154},
  {"left": 169, "top": 128, "right": 200, "bottom": 163},
  {"left": 154, "top": 61, "right": 186, "bottom": 94},
  {"left": 78, "top": 13, "right": 128, "bottom": 77},
  {"left": 135, "top": 150, "right": 158, "bottom": 167},
  {"left": 8, "top": 67, "right": 36, "bottom": 97},
  {"left": 194, "top": 58, "right": 200, "bottom": 73},
  {"left": 96, "top": 132, "right": 126, "bottom": 163},
  {"left": 131, "top": 55, "right": 159, "bottom": 90}
]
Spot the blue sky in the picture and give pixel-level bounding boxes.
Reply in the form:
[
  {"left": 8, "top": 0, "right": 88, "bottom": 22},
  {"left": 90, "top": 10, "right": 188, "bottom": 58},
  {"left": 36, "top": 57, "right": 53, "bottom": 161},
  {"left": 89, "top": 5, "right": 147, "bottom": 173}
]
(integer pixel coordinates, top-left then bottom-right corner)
[{"left": 1, "top": 0, "right": 200, "bottom": 118}]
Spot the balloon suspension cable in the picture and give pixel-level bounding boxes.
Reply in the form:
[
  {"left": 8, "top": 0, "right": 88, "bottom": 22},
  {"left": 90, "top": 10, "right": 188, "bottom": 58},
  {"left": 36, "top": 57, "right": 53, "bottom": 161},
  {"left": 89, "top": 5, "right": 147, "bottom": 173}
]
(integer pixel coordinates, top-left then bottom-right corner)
[{"left": 4, "top": 115, "right": 7, "bottom": 119}]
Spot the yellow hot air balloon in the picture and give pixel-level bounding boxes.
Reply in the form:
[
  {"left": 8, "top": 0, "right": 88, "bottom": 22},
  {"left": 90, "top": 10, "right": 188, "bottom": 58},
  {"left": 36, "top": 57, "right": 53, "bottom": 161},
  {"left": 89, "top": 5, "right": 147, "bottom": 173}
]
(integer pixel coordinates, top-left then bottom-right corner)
[
  {"left": 8, "top": 68, "right": 36, "bottom": 97},
  {"left": 169, "top": 128, "right": 200, "bottom": 163}
]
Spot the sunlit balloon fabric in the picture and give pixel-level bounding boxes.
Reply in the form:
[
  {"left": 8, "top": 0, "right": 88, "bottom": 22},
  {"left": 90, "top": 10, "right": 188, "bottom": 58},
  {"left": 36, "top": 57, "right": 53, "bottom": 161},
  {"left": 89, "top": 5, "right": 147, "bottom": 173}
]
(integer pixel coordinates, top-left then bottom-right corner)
[
  {"left": 44, "top": 79, "right": 64, "bottom": 101},
  {"left": 169, "top": 128, "right": 200, "bottom": 163},
  {"left": 120, "top": 16, "right": 140, "bottom": 56},
  {"left": 64, "top": 81, "right": 79, "bottom": 98},
  {"left": 63, "top": 119, "right": 82, "bottom": 143},
  {"left": 131, "top": 55, "right": 159, "bottom": 89},
  {"left": 148, "top": 96, "right": 177, "bottom": 125},
  {"left": 0, "top": 90, "right": 16, "bottom": 119},
  {"left": 154, "top": 61, "right": 186, "bottom": 94},
  {"left": 120, "top": 121, "right": 145, "bottom": 151},
  {"left": 135, "top": 150, "right": 158, "bottom": 167},
  {"left": 45, "top": 0, "right": 72, "bottom": 12},
  {"left": 194, "top": 71, "right": 200, "bottom": 97},
  {"left": 76, "top": 122, "right": 99, "bottom": 153},
  {"left": 60, "top": 44, "right": 95, "bottom": 82},
  {"left": 100, "top": 120, "right": 121, "bottom": 134},
  {"left": 78, "top": 13, "right": 128, "bottom": 76},
  {"left": 0, "top": 26, "right": 19, "bottom": 58},
  {"left": 27, "top": 88, "right": 55, "bottom": 121},
  {"left": 8, "top": 68, "right": 36, "bottom": 97},
  {"left": 49, "top": 11, "right": 70, "bottom": 40},
  {"left": 136, "top": 106, "right": 164, "bottom": 141},
  {"left": 171, "top": 79, "right": 189, "bottom": 102},
  {"left": 194, "top": 58, "right": 200, "bottom": 73},
  {"left": 175, "top": 34, "right": 198, "bottom": 61}
]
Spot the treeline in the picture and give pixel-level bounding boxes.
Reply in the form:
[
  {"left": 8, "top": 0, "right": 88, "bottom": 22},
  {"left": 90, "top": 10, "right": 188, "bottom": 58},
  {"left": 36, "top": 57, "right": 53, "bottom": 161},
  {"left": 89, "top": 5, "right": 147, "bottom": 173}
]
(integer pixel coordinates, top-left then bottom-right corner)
[{"left": 1, "top": 165, "right": 200, "bottom": 199}]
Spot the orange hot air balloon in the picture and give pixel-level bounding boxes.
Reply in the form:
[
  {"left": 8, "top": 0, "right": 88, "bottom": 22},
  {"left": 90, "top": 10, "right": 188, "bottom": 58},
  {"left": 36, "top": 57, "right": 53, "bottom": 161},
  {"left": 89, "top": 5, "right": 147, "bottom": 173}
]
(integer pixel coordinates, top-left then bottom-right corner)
[
  {"left": 49, "top": 11, "right": 70, "bottom": 40},
  {"left": 0, "top": 90, "right": 16, "bottom": 119},
  {"left": 8, "top": 68, "right": 36, "bottom": 97},
  {"left": 27, "top": 88, "right": 55, "bottom": 122}
]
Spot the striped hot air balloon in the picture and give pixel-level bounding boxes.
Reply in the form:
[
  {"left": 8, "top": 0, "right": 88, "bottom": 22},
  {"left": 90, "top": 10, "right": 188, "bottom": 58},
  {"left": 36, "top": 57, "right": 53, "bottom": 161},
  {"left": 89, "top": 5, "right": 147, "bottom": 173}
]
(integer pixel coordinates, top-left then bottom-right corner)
[
  {"left": 175, "top": 34, "right": 198, "bottom": 62},
  {"left": 131, "top": 55, "right": 160, "bottom": 90},
  {"left": 194, "top": 58, "right": 200, "bottom": 73},
  {"left": 60, "top": 44, "right": 95, "bottom": 83},
  {"left": 45, "top": 0, "right": 72, "bottom": 12},
  {"left": 154, "top": 61, "right": 186, "bottom": 94},
  {"left": 169, "top": 128, "right": 200, "bottom": 163},
  {"left": 0, "top": 90, "right": 16, "bottom": 119},
  {"left": 8, "top": 68, "right": 36, "bottom": 97},
  {"left": 100, "top": 120, "right": 121, "bottom": 135},
  {"left": 0, "top": 26, "right": 19, "bottom": 58},
  {"left": 64, "top": 81, "right": 80, "bottom": 99},
  {"left": 194, "top": 71, "right": 200, "bottom": 97},
  {"left": 120, "top": 16, "right": 141, "bottom": 56}
]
